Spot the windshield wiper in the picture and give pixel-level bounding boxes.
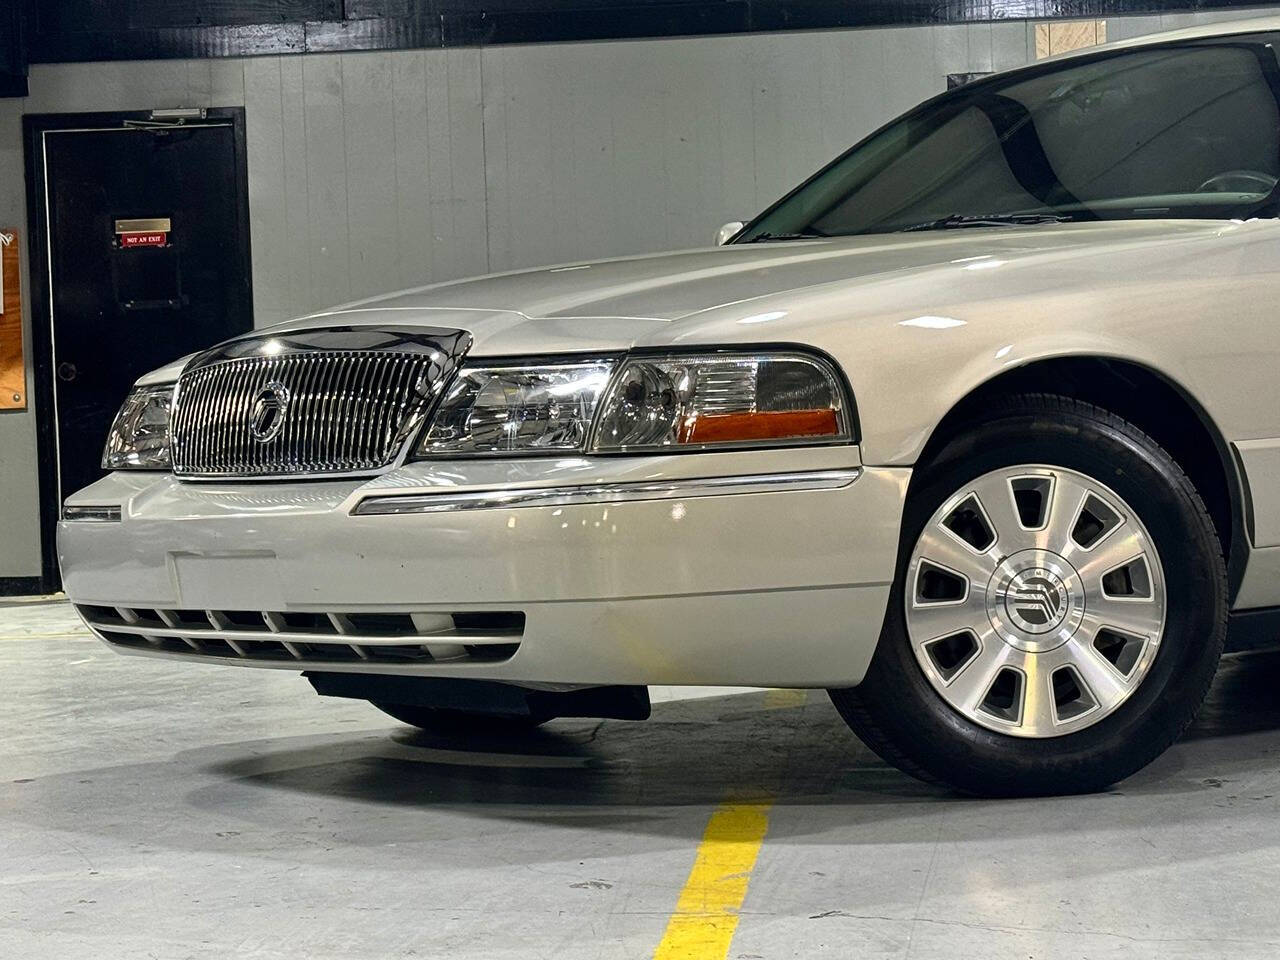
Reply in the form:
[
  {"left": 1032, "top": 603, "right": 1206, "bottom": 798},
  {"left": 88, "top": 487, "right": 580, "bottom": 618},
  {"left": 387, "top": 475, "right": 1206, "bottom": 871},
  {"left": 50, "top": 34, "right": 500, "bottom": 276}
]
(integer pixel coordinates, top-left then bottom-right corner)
[
  {"left": 740, "top": 228, "right": 828, "bottom": 243},
  {"left": 898, "top": 213, "right": 1073, "bottom": 232}
]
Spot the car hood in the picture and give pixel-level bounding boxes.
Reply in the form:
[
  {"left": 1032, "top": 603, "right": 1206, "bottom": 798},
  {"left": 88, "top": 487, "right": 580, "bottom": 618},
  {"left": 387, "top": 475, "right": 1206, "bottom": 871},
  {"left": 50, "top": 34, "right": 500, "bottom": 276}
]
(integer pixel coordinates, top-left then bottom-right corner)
[{"left": 253, "top": 219, "right": 1242, "bottom": 356}]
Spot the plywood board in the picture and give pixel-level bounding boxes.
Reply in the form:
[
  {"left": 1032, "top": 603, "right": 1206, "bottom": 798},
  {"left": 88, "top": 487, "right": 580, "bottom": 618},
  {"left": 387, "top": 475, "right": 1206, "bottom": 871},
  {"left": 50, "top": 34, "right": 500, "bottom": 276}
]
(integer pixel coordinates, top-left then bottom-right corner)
[
  {"left": 1035, "top": 23, "right": 1051, "bottom": 59},
  {"left": 0, "top": 228, "right": 23, "bottom": 411},
  {"left": 1037, "top": 20, "right": 1107, "bottom": 59}
]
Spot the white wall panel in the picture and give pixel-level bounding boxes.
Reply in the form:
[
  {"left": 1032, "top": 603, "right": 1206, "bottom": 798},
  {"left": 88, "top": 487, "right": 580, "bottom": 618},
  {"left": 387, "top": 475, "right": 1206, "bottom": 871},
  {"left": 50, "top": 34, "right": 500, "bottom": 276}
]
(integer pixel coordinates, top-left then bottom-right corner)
[
  {"left": 437, "top": 50, "right": 490, "bottom": 282},
  {"left": 1106, "top": 16, "right": 1164, "bottom": 42},
  {"left": 388, "top": 50, "right": 437, "bottom": 291},
  {"left": 343, "top": 52, "right": 403, "bottom": 300},
  {"left": 243, "top": 57, "right": 289, "bottom": 326},
  {"left": 277, "top": 58, "right": 315, "bottom": 324},
  {"left": 300, "top": 54, "right": 353, "bottom": 311}
]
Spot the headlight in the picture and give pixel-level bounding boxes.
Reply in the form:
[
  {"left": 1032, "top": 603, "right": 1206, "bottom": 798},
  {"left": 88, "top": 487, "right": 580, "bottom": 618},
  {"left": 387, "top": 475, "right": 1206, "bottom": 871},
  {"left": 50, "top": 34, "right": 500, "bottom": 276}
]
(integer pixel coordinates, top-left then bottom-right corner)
[
  {"left": 102, "top": 385, "right": 174, "bottom": 470},
  {"left": 414, "top": 350, "right": 850, "bottom": 457},
  {"left": 591, "top": 352, "right": 849, "bottom": 451},
  {"left": 417, "top": 360, "right": 615, "bottom": 456}
]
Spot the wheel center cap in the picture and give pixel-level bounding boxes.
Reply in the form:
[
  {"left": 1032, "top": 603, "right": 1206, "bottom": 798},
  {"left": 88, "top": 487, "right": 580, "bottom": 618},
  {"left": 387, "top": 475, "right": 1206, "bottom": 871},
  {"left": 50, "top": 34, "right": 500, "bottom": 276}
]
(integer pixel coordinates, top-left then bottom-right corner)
[
  {"left": 986, "top": 549, "right": 1085, "bottom": 653},
  {"left": 1004, "top": 567, "right": 1069, "bottom": 634}
]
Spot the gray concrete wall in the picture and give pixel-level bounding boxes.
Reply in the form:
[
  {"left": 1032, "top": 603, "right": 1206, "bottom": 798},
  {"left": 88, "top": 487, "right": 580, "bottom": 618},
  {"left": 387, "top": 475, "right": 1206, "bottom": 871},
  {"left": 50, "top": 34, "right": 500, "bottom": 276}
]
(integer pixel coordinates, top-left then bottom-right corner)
[{"left": 0, "top": 11, "right": 1263, "bottom": 580}]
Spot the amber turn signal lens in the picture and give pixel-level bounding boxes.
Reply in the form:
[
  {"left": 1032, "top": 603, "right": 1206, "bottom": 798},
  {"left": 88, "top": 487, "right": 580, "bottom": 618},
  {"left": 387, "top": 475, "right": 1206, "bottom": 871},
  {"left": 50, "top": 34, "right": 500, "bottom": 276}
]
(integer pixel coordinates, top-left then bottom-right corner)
[{"left": 677, "top": 409, "right": 840, "bottom": 444}]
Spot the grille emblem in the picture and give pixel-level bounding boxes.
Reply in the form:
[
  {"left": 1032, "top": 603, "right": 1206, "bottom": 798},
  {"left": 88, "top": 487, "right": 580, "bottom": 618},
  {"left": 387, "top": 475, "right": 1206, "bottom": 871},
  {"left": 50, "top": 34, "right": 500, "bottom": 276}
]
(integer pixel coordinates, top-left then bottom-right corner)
[{"left": 249, "top": 381, "right": 290, "bottom": 443}]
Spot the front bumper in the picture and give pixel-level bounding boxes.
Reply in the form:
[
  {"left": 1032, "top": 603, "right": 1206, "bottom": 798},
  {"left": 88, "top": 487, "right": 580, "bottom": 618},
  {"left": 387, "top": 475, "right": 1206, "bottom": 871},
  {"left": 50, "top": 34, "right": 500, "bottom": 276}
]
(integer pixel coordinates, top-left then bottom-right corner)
[{"left": 59, "top": 448, "right": 909, "bottom": 687}]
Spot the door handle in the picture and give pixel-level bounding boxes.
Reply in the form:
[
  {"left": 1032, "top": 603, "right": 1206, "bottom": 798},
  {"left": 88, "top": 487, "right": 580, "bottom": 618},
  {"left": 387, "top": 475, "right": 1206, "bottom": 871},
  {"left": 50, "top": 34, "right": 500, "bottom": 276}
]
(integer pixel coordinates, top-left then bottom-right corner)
[{"left": 57, "top": 362, "right": 78, "bottom": 382}]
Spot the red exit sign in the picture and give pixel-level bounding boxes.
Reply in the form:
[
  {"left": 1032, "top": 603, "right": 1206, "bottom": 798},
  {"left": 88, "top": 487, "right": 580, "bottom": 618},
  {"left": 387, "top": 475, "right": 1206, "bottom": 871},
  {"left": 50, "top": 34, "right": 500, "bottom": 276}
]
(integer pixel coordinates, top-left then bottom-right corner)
[{"left": 120, "top": 232, "right": 168, "bottom": 248}]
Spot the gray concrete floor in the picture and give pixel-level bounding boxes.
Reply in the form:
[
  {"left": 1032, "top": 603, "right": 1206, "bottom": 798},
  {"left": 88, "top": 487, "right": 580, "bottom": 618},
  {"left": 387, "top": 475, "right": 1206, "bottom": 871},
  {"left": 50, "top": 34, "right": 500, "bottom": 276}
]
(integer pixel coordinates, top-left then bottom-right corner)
[{"left": 3, "top": 598, "right": 1280, "bottom": 959}]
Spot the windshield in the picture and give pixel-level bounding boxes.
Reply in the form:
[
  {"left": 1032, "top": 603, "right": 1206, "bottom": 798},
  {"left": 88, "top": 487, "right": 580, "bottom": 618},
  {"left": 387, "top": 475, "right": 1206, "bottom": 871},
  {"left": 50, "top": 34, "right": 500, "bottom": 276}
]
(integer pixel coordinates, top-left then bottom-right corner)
[{"left": 738, "top": 33, "right": 1280, "bottom": 239}]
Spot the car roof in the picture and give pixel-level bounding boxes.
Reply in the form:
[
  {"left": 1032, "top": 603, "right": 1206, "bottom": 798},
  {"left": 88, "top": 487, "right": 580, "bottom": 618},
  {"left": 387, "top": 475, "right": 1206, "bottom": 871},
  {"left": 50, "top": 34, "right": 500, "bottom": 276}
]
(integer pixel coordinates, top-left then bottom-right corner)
[{"left": 1040, "top": 15, "right": 1280, "bottom": 64}]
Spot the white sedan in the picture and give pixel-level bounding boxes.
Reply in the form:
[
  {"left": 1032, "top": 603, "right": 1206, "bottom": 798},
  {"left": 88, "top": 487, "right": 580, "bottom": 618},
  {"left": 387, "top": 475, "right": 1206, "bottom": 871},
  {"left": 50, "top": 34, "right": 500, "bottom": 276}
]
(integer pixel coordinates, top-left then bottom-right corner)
[{"left": 61, "top": 19, "right": 1280, "bottom": 795}]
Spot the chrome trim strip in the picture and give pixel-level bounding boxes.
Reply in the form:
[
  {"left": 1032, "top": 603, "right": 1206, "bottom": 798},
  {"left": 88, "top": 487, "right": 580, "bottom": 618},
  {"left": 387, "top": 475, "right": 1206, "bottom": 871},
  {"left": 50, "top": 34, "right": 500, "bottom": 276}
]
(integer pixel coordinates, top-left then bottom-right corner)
[
  {"left": 61, "top": 505, "right": 123, "bottom": 523},
  {"left": 351, "top": 467, "right": 861, "bottom": 516}
]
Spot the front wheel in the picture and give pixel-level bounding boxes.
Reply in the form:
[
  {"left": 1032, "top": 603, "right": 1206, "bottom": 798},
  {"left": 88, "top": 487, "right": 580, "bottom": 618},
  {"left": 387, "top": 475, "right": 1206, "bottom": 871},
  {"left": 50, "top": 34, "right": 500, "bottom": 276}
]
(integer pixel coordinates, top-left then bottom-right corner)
[{"left": 831, "top": 395, "right": 1227, "bottom": 796}]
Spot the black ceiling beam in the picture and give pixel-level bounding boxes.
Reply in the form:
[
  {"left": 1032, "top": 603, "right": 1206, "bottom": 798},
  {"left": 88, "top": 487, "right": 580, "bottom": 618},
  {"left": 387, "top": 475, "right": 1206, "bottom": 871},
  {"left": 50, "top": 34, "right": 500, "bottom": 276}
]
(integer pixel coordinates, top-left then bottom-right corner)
[
  {"left": 22, "top": 0, "right": 1280, "bottom": 63},
  {"left": 1, "top": 0, "right": 27, "bottom": 96}
]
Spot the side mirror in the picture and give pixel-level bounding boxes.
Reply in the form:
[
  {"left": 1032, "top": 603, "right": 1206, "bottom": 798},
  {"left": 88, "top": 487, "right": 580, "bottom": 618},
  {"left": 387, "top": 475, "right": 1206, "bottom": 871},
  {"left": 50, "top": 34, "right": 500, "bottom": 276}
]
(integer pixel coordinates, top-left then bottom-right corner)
[{"left": 715, "top": 221, "right": 745, "bottom": 246}]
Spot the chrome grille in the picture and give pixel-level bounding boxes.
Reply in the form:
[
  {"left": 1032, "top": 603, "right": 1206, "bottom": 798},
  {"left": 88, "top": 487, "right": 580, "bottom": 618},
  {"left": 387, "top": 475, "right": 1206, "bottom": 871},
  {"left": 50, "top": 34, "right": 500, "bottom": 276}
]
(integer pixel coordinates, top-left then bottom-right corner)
[
  {"left": 170, "top": 326, "right": 470, "bottom": 478},
  {"left": 173, "top": 352, "right": 431, "bottom": 476}
]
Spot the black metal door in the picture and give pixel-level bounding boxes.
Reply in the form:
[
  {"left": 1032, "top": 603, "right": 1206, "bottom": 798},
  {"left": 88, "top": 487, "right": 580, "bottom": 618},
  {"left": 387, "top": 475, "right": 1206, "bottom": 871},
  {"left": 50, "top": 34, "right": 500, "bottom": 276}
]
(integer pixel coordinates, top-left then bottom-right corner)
[{"left": 42, "top": 121, "right": 253, "bottom": 504}]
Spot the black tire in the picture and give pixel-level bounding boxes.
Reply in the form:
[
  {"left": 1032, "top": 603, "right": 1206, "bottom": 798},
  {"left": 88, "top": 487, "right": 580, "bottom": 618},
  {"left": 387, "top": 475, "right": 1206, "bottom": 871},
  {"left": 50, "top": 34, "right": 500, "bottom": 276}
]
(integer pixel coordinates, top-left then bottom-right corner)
[
  {"left": 830, "top": 394, "right": 1227, "bottom": 797},
  {"left": 371, "top": 701, "right": 553, "bottom": 736}
]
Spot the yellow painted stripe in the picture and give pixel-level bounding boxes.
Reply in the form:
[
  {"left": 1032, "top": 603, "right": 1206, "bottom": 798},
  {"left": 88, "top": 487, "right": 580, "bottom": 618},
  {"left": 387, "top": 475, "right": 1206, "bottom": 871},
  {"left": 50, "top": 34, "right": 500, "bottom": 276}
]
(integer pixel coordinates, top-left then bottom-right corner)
[
  {"left": 653, "top": 801, "right": 774, "bottom": 960},
  {"left": 762, "top": 688, "right": 808, "bottom": 709}
]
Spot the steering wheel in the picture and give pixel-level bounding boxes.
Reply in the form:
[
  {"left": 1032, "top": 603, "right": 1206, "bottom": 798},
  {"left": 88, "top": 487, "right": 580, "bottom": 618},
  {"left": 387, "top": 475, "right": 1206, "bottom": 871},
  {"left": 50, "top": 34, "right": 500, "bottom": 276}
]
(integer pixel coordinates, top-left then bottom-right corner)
[{"left": 1196, "top": 169, "right": 1279, "bottom": 193}]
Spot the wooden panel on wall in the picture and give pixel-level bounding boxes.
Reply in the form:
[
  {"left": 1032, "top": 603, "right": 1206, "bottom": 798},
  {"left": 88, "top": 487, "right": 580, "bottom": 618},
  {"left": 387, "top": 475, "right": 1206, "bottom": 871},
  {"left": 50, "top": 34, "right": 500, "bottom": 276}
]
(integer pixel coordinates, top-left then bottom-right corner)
[
  {"left": 0, "top": 228, "right": 23, "bottom": 411},
  {"left": 1036, "top": 19, "right": 1107, "bottom": 59}
]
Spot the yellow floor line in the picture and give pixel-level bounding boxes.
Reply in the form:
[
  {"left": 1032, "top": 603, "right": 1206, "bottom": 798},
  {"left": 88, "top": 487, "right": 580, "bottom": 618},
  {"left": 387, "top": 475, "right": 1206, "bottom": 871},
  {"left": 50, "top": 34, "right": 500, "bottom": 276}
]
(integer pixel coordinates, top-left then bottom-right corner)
[
  {"left": 762, "top": 688, "right": 808, "bottom": 709},
  {"left": 652, "top": 800, "right": 774, "bottom": 960}
]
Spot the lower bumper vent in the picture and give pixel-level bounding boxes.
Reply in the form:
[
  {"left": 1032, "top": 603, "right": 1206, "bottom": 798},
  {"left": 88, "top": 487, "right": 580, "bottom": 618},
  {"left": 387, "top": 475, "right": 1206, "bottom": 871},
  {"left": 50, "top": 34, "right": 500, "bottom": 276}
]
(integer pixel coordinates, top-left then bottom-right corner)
[{"left": 77, "top": 605, "right": 523, "bottom": 665}]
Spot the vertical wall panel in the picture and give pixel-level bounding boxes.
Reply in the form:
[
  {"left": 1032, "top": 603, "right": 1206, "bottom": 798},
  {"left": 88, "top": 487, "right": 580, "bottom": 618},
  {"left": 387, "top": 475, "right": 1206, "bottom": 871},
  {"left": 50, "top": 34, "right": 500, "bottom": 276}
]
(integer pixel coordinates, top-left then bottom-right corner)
[
  {"left": 576, "top": 41, "right": 662, "bottom": 259},
  {"left": 418, "top": 49, "right": 487, "bottom": 282},
  {"left": 185, "top": 60, "right": 214, "bottom": 106},
  {"left": 965, "top": 22, "right": 995, "bottom": 73},
  {"left": 991, "top": 21, "right": 1034, "bottom": 72},
  {"left": 484, "top": 33, "right": 771, "bottom": 268},
  {"left": 820, "top": 29, "right": 892, "bottom": 161},
  {"left": 342, "top": 52, "right": 403, "bottom": 300},
  {"left": 751, "top": 32, "right": 821, "bottom": 210},
  {"left": 300, "top": 54, "right": 352, "bottom": 310},
  {"left": 933, "top": 25, "right": 971, "bottom": 85},
  {"left": 878, "top": 28, "right": 941, "bottom": 119},
  {"left": 440, "top": 50, "right": 489, "bottom": 279},
  {"left": 209, "top": 58, "right": 248, "bottom": 105},
  {"left": 244, "top": 56, "right": 289, "bottom": 325},
  {"left": 1106, "top": 15, "right": 1162, "bottom": 41},
  {"left": 549, "top": 44, "right": 607, "bottom": 261},
  {"left": 277, "top": 56, "right": 314, "bottom": 319},
  {"left": 1158, "top": 12, "right": 1204, "bottom": 30},
  {"left": 657, "top": 37, "right": 739, "bottom": 252},
  {"left": 478, "top": 45, "right": 514, "bottom": 270},
  {"left": 388, "top": 49, "right": 437, "bottom": 288},
  {"left": 481, "top": 44, "right": 553, "bottom": 270},
  {"left": 709, "top": 39, "right": 758, "bottom": 233},
  {"left": 815, "top": 28, "right": 888, "bottom": 177}
]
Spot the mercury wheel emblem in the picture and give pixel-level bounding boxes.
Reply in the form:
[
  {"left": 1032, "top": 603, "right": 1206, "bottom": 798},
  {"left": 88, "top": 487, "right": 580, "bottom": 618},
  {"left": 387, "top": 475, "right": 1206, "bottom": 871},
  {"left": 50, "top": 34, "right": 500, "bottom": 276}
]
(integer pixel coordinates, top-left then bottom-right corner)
[
  {"left": 1005, "top": 568, "right": 1068, "bottom": 634},
  {"left": 250, "top": 381, "right": 290, "bottom": 443}
]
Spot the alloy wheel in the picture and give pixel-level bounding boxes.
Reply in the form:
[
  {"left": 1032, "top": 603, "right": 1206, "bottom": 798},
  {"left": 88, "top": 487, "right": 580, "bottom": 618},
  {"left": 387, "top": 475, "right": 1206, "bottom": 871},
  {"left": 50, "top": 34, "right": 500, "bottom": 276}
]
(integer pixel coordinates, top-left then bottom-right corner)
[{"left": 905, "top": 465, "right": 1166, "bottom": 737}]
